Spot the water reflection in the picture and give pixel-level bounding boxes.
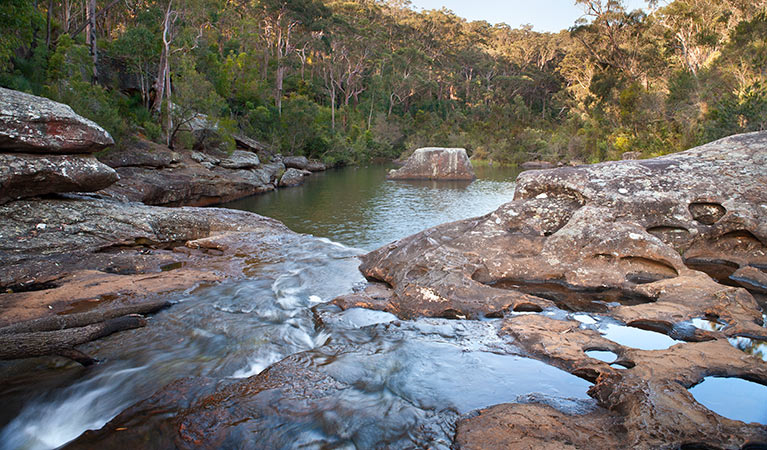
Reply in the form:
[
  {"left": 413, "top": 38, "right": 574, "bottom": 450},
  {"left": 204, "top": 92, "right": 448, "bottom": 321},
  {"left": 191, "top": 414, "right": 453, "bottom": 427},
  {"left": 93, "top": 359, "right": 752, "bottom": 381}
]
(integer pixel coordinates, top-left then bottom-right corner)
[
  {"left": 222, "top": 164, "right": 520, "bottom": 251},
  {"left": 728, "top": 336, "right": 767, "bottom": 361},
  {"left": 690, "top": 377, "right": 767, "bottom": 424}
]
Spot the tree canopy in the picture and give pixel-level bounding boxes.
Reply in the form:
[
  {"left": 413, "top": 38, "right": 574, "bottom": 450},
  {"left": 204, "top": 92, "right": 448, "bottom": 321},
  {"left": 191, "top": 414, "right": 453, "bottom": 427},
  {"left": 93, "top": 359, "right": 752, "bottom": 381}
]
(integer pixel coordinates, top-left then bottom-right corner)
[{"left": 1, "top": 0, "right": 765, "bottom": 164}]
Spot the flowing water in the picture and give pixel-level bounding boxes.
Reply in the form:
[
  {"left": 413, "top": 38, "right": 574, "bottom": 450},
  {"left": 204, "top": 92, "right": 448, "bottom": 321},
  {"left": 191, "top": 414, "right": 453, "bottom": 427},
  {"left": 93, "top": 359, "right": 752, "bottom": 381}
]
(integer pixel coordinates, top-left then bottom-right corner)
[{"left": 0, "top": 164, "right": 534, "bottom": 449}]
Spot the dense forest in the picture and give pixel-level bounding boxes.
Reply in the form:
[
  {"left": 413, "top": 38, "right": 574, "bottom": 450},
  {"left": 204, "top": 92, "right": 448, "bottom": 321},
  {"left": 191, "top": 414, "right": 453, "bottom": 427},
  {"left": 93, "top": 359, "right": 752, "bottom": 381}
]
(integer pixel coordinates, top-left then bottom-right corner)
[{"left": 1, "top": 0, "right": 766, "bottom": 165}]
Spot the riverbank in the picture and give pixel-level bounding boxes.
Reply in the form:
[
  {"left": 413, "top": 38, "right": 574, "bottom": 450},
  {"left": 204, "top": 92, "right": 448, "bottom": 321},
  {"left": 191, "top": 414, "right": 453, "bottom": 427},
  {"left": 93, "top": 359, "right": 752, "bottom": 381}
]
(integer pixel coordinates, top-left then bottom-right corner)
[
  {"left": 0, "top": 88, "right": 310, "bottom": 365},
  {"left": 95, "top": 135, "right": 328, "bottom": 207}
]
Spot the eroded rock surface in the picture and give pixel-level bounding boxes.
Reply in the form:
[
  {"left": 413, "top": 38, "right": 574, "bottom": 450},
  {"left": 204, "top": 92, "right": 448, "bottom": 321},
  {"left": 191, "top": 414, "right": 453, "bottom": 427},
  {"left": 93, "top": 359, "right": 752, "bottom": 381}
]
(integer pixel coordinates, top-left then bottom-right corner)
[
  {"left": 219, "top": 150, "right": 260, "bottom": 169},
  {"left": 335, "top": 131, "right": 767, "bottom": 448},
  {"left": 0, "top": 196, "right": 293, "bottom": 325},
  {"left": 99, "top": 138, "right": 180, "bottom": 169},
  {"left": 354, "top": 132, "right": 767, "bottom": 322},
  {"left": 387, "top": 147, "right": 476, "bottom": 180},
  {"left": 0, "top": 87, "right": 113, "bottom": 153},
  {"left": 98, "top": 152, "right": 282, "bottom": 206}
]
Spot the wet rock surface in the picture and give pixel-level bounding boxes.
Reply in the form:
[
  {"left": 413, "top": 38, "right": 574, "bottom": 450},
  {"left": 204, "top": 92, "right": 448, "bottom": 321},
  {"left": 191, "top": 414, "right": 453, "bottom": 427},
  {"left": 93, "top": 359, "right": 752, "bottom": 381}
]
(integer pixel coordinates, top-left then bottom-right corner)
[
  {"left": 387, "top": 147, "right": 476, "bottom": 180},
  {"left": 335, "top": 131, "right": 767, "bottom": 448},
  {"left": 0, "top": 87, "right": 113, "bottom": 153},
  {"left": 66, "top": 315, "right": 599, "bottom": 449},
  {"left": 0, "top": 196, "right": 293, "bottom": 326},
  {"left": 0, "top": 153, "right": 118, "bottom": 204}
]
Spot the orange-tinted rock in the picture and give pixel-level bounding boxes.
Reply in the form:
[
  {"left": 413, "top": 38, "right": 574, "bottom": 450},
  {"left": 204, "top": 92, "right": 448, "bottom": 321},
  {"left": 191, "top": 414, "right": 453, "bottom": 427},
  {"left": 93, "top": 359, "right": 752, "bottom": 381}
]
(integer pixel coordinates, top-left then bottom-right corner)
[
  {"left": 0, "top": 87, "right": 113, "bottom": 153},
  {"left": 0, "top": 196, "right": 295, "bottom": 326}
]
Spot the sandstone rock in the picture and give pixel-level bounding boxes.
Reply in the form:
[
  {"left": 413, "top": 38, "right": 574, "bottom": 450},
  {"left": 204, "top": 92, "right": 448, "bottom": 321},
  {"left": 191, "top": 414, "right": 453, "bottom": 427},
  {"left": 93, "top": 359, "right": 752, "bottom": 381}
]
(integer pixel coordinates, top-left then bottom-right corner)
[
  {"left": 279, "top": 167, "right": 309, "bottom": 187},
  {"left": 334, "top": 132, "right": 767, "bottom": 448},
  {"left": 0, "top": 153, "right": 118, "bottom": 204},
  {"left": 0, "top": 196, "right": 293, "bottom": 325},
  {"left": 233, "top": 133, "right": 268, "bottom": 153},
  {"left": 353, "top": 131, "right": 767, "bottom": 322},
  {"left": 219, "top": 150, "right": 260, "bottom": 169},
  {"left": 0, "top": 87, "right": 113, "bottom": 153},
  {"left": 306, "top": 160, "right": 327, "bottom": 172},
  {"left": 456, "top": 403, "right": 626, "bottom": 449},
  {"left": 190, "top": 151, "right": 220, "bottom": 166},
  {"left": 99, "top": 162, "right": 274, "bottom": 207},
  {"left": 519, "top": 160, "right": 555, "bottom": 170},
  {"left": 282, "top": 155, "right": 310, "bottom": 170},
  {"left": 387, "top": 147, "right": 475, "bottom": 180},
  {"left": 98, "top": 138, "right": 180, "bottom": 168},
  {"left": 261, "top": 161, "right": 286, "bottom": 184}
]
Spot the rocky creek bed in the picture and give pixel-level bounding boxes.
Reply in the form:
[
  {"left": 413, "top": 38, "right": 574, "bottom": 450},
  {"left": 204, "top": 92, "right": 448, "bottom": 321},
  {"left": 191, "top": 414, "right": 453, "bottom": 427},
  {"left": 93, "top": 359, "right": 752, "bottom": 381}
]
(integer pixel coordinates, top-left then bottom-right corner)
[{"left": 1, "top": 87, "right": 767, "bottom": 449}]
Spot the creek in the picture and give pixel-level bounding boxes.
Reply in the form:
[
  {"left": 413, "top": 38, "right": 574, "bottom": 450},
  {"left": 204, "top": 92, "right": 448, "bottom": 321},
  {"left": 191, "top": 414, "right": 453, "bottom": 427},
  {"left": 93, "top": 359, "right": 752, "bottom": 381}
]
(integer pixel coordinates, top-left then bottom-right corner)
[{"left": 1, "top": 164, "right": 539, "bottom": 449}]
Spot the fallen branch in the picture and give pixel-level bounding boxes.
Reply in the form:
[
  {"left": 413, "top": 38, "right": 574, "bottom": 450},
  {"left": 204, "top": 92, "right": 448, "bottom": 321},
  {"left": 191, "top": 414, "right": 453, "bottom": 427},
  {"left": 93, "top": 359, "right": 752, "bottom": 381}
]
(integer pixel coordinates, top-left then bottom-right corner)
[
  {"left": 0, "top": 315, "right": 146, "bottom": 363},
  {"left": 0, "top": 299, "right": 170, "bottom": 335}
]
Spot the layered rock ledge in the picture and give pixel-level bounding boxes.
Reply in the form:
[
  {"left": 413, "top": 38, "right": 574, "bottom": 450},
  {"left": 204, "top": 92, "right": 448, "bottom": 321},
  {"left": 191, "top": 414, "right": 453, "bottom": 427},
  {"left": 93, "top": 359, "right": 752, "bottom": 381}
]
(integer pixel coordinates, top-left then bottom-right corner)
[
  {"left": 0, "top": 88, "right": 300, "bottom": 364},
  {"left": 97, "top": 137, "right": 327, "bottom": 206},
  {"left": 0, "top": 87, "right": 113, "bottom": 153}
]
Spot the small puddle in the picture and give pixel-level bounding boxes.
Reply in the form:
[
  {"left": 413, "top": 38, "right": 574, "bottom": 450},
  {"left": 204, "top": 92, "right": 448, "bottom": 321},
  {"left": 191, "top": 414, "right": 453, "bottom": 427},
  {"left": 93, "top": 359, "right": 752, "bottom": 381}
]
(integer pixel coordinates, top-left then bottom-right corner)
[
  {"left": 689, "top": 377, "right": 767, "bottom": 424},
  {"left": 728, "top": 336, "right": 767, "bottom": 361},
  {"left": 690, "top": 318, "right": 727, "bottom": 332},
  {"left": 598, "top": 323, "right": 681, "bottom": 350},
  {"left": 585, "top": 350, "right": 617, "bottom": 363}
]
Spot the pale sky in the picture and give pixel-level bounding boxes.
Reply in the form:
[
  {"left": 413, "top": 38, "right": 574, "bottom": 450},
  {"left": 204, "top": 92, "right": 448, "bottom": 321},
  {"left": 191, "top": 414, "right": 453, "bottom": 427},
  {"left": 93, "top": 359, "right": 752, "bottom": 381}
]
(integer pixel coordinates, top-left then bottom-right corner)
[{"left": 408, "top": 0, "right": 649, "bottom": 33}]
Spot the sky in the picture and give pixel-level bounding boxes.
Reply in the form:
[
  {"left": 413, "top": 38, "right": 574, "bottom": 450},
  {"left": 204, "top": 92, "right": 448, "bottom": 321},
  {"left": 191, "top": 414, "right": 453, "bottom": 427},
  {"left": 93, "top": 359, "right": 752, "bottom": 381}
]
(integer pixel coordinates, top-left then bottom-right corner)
[{"left": 408, "top": 0, "right": 649, "bottom": 33}]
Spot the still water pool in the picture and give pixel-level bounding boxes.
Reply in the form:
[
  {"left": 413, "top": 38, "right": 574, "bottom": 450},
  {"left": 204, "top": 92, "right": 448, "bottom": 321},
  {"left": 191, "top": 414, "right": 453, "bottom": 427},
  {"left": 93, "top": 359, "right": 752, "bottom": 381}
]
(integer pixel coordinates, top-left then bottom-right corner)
[{"left": 222, "top": 164, "right": 521, "bottom": 251}]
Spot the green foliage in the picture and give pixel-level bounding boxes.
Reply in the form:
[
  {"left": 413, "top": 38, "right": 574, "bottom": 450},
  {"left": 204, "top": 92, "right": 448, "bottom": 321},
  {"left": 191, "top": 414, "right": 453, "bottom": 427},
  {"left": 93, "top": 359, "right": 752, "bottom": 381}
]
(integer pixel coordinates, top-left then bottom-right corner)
[
  {"left": 0, "top": 0, "right": 764, "bottom": 163},
  {"left": 0, "top": 0, "right": 40, "bottom": 70}
]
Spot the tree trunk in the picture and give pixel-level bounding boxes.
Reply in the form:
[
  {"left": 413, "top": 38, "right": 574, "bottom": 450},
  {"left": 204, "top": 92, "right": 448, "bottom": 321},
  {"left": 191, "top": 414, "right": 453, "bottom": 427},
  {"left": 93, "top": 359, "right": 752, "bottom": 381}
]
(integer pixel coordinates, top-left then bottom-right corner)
[
  {"left": 63, "top": 0, "right": 71, "bottom": 33},
  {"left": 331, "top": 84, "right": 336, "bottom": 131},
  {"left": 166, "top": 58, "right": 173, "bottom": 148},
  {"left": 46, "top": 0, "right": 53, "bottom": 49},
  {"left": 276, "top": 63, "right": 285, "bottom": 116},
  {"left": 368, "top": 92, "right": 374, "bottom": 130},
  {"left": 86, "top": 0, "right": 98, "bottom": 84}
]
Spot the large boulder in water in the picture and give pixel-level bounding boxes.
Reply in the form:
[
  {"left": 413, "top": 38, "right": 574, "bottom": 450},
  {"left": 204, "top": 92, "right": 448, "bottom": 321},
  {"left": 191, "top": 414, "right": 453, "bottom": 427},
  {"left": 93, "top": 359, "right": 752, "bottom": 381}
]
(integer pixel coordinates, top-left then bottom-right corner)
[
  {"left": 279, "top": 167, "right": 309, "bottom": 187},
  {"left": 387, "top": 147, "right": 476, "bottom": 180},
  {"left": 0, "top": 153, "right": 118, "bottom": 205},
  {"left": 0, "top": 87, "right": 114, "bottom": 153}
]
